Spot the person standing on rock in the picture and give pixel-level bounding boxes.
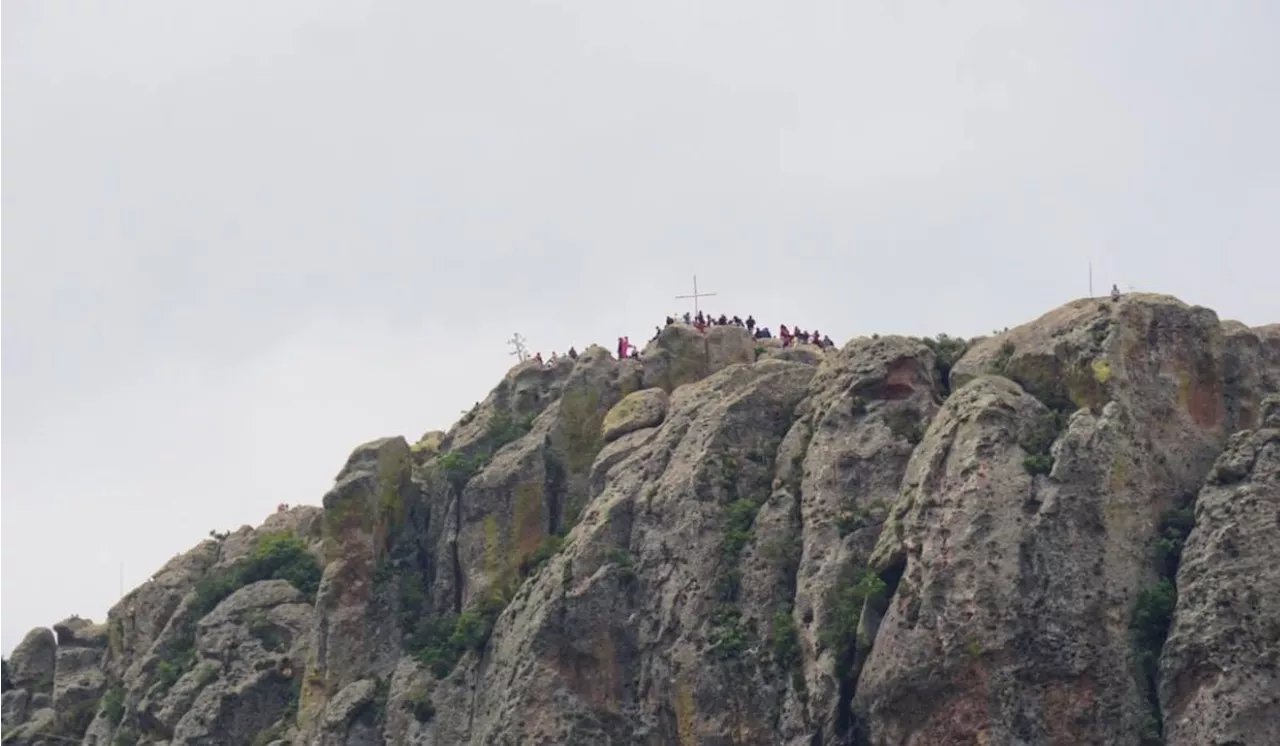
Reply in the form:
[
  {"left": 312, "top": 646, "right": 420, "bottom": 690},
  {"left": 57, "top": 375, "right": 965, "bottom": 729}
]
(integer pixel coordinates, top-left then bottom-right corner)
[{"left": 1111, "top": 284, "right": 1121, "bottom": 301}]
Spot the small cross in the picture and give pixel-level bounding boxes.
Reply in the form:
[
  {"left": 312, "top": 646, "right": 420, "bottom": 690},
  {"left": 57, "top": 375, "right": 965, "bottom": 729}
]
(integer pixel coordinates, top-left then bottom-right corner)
[
  {"left": 507, "top": 332, "right": 529, "bottom": 362},
  {"left": 675, "top": 274, "right": 717, "bottom": 316}
]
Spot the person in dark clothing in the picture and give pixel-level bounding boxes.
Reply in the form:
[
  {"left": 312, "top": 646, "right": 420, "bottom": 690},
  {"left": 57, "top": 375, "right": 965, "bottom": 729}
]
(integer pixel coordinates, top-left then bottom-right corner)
[
  {"left": 683, "top": 312, "right": 692, "bottom": 324},
  {"left": 666, "top": 316, "right": 675, "bottom": 326},
  {"left": 745, "top": 315, "right": 756, "bottom": 332},
  {"left": 718, "top": 314, "right": 728, "bottom": 325},
  {"left": 653, "top": 326, "right": 662, "bottom": 341},
  {"left": 822, "top": 335, "right": 833, "bottom": 348},
  {"left": 568, "top": 346, "right": 578, "bottom": 359},
  {"left": 732, "top": 315, "right": 743, "bottom": 327}
]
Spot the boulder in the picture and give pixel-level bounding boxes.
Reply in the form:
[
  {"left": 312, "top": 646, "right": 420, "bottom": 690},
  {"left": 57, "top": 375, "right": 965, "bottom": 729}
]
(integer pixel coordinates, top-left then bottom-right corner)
[
  {"left": 601, "top": 388, "right": 669, "bottom": 442},
  {"left": 9, "top": 628, "right": 56, "bottom": 694}
]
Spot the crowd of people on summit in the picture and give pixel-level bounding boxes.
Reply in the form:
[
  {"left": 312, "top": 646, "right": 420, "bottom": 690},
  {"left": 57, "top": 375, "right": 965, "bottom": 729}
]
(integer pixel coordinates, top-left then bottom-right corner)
[
  {"left": 526, "top": 309, "right": 835, "bottom": 366},
  {"left": 655, "top": 310, "right": 835, "bottom": 349}
]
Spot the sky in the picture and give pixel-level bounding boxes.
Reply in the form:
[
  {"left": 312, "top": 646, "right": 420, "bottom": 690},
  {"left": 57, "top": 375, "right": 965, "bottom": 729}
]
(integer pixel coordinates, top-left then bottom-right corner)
[{"left": 2, "top": 0, "right": 1277, "bottom": 654}]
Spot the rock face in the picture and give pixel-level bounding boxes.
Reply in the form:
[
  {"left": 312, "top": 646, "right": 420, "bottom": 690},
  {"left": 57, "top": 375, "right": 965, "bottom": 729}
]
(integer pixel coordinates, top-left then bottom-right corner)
[
  {"left": 4, "top": 295, "right": 1278, "bottom": 746},
  {"left": 601, "top": 387, "right": 669, "bottom": 442},
  {"left": 1159, "top": 416, "right": 1280, "bottom": 746}
]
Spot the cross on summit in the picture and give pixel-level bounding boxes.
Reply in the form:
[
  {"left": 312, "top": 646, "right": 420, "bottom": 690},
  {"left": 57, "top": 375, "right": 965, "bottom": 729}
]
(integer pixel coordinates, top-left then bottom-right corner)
[{"left": 676, "top": 275, "right": 717, "bottom": 316}]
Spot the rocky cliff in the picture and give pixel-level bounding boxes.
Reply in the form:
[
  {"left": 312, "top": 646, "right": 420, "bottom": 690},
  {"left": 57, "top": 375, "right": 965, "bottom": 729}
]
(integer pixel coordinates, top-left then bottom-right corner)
[{"left": 4, "top": 295, "right": 1278, "bottom": 746}]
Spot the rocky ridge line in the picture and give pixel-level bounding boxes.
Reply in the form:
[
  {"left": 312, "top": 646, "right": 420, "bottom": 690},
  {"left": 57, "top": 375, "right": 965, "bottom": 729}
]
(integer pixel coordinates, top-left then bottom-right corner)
[{"left": 2, "top": 296, "right": 1277, "bottom": 746}]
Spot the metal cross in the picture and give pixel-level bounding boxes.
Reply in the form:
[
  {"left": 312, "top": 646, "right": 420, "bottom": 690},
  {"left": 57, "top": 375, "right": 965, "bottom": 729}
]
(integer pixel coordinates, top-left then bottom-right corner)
[
  {"left": 507, "top": 332, "right": 529, "bottom": 362},
  {"left": 675, "top": 274, "right": 717, "bottom": 316}
]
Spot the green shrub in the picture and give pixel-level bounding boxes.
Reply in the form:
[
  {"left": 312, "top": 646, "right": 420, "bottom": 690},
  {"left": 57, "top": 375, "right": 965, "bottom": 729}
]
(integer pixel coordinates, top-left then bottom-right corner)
[
  {"left": 1020, "top": 410, "right": 1067, "bottom": 476},
  {"left": 771, "top": 609, "right": 800, "bottom": 670},
  {"left": 708, "top": 604, "right": 751, "bottom": 660},
  {"left": 485, "top": 411, "right": 535, "bottom": 451},
  {"left": 819, "top": 570, "right": 886, "bottom": 669},
  {"left": 191, "top": 532, "right": 322, "bottom": 623},
  {"left": 1023, "top": 453, "right": 1054, "bottom": 476},
  {"left": 101, "top": 684, "right": 126, "bottom": 727},
  {"left": 921, "top": 334, "right": 969, "bottom": 392},
  {"left": 1155, "top": 505, "right": 1195, "bottom": 577},
  {"left": 606, "top": 548, "right": 637, "bottom": 585},
  {"left": 410, "top": 596, "right": 508, "bottom": 678},
  {"left": 240, "top": 532, "right": 323, "bottom": 600},
  {"left": 435, "top": 450, "right": 487, "bottom": 493},
  {"left": 1131, "top": 579, "right": 1177, "bottom": 723}
]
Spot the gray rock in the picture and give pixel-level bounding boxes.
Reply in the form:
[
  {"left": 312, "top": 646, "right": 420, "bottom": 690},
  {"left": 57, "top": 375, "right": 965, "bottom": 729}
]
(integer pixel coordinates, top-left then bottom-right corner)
[
  {"left": 641, "top": 322, "right": 756, "bottom": 392},
  {"left": 5, "top": 293, "right": 1277, "bottom": 746},
  {"left": 2, "top": 688, "right": 30, "bottom": 730},
  {"left": 1160, "top": 427, "right": 1280, "bottom": 746},
  {"left": 9, "top": 628, "right": 56, "bottom": 694},
  {"left": 53, "top": 616, "right": 109, "bottom": 649},
  {"left": 600, "top": 388, "right": 669, "bottom": 442}
]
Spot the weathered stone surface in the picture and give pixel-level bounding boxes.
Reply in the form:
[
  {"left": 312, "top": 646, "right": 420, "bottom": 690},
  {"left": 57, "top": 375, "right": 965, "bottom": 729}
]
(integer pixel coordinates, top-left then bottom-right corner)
[
  {"left": 9, "top": 628, "right": 56, "bottom": 694},
  {"left": 2, "top": 688, "right": 31, "bottom": 731},
  {"left": 5, "top": 294, "right": 1277, "bottom": 746},
  {"left": 1160, "top": 426, "right": 1280, "bottom": 746},
  {"left": 299, "top": 436, "right": 413, "bottom": 739},
  {"left": 758, "top": 338, "right": 831, "bottom": 366},
  {"left": 776, "top": 336, "right": 941, "bottom": 744},
  {"left": 854, "top": 294, "right": 1272, "bottom": 745},
  {"left": 52, "top": 616, "right": 108, "bottom": 649},
  {"left": 601, "top": 387, "right": 669, "bottom": 442},
  {"left": 1263, "top": 393, "right": 1280, "bottom": 428},
  {"left": 641, "top": 322, "right": 756, "bottom": 392},
  {"left": 420, "top": 359, "right": 818, "bottom": 746}
]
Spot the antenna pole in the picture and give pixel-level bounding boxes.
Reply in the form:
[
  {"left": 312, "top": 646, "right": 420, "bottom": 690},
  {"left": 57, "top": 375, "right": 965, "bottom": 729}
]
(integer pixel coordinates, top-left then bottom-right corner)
[{"left": 1088, "top": 261, "right": 1093, "bottom": 297}]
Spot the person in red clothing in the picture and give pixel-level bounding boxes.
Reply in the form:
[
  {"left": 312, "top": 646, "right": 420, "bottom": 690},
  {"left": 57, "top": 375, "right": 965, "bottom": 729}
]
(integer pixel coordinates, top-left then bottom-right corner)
[{"left": 779, "top": 324, "right": 792, "bottom": 347}]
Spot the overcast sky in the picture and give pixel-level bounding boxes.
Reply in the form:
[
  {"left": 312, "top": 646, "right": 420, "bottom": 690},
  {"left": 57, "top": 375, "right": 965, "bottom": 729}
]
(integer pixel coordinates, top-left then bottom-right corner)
[{"left": 3, "top": 1, "right": 1277, "bottom": 654}]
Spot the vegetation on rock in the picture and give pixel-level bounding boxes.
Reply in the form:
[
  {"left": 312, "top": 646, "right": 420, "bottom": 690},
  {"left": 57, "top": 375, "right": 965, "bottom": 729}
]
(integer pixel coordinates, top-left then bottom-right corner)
[
  {"left": 407, "top": 595, "right": 508, "bottom": 679},
  {"left": 1020, "top": 409, "right": 1068, "bottom": 476},
  {"left": 819, "top": 568, "right": 887, "bottom": 669},
  {"left": 920, "top": 333, "right": 969, "bottom": 395},
  {"left": 1130, "top": 503, "right": 1197, "bottom": 745}
]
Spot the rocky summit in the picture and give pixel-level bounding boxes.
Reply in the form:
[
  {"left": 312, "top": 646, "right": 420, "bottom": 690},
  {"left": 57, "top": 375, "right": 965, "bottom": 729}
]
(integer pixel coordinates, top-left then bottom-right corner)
[{"left": 4, "top": 293, "right": 1279, "bottom": 746}]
